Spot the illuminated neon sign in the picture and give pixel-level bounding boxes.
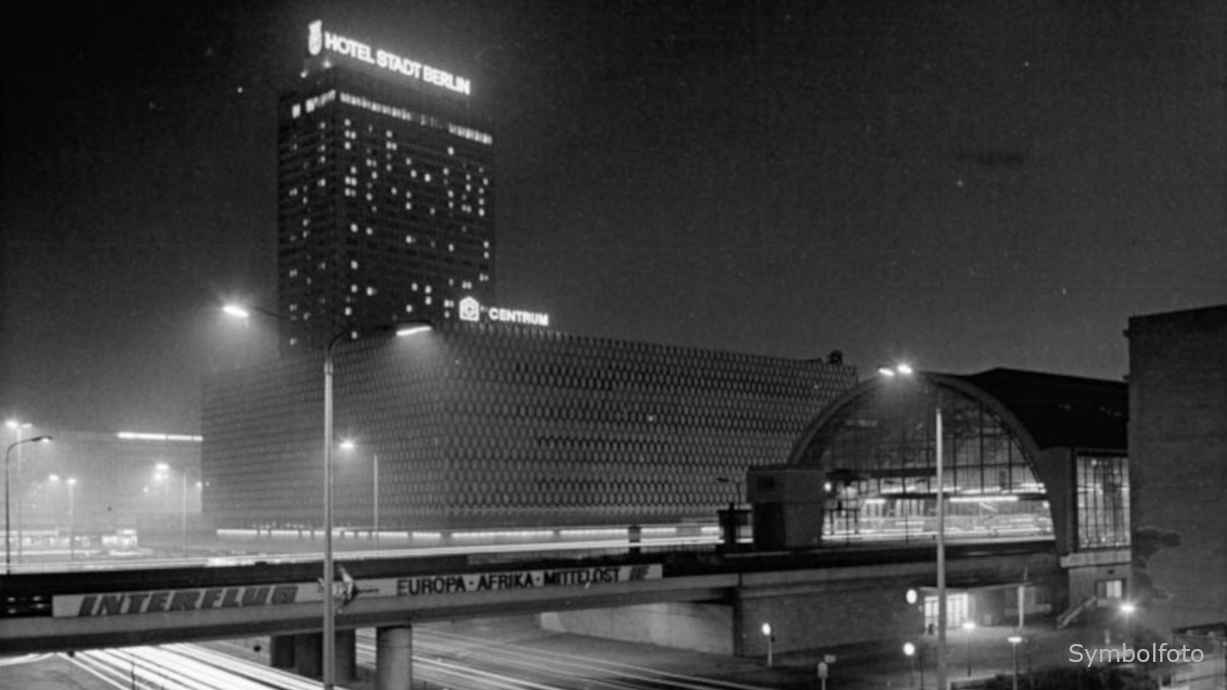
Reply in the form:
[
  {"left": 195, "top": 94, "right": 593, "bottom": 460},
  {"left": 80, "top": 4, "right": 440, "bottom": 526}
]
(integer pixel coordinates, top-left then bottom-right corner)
[
  {"left": 458, "top": 296, "right": 549, "bottom": 327},
  {"left": 308, "top": 20, "right": 471, "bottom": 96}
]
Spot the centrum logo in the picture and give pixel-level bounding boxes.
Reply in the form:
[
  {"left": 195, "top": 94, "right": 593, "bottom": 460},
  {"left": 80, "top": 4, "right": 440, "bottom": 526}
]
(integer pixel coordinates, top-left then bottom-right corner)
[
  {"left": 456, "top": 297, "right": 550, "bottom": 327},
  {"left": 307, "top": 20, "right": 323, "bottom": 56},
  {"left": 459, "top": 296, "right": 480, "bottom": 322},
  {"left": 1068, "top": 643, "right": 1206, "bottom": 667}
]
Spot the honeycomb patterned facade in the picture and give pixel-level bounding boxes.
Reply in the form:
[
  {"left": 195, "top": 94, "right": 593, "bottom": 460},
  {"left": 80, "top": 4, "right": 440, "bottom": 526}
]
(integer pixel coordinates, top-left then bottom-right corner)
[{"left": 202, "top": 323, "right": 857, "bottom": 529}]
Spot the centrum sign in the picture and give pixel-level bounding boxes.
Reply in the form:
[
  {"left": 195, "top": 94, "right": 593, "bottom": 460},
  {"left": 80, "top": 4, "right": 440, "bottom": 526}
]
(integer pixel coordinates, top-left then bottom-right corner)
[
  {"left": 459, "top": 296, "right": 550, "bottom": 327},
  {"left": 307, "top": 20, "right": 471, "bottom": 96},
  {"left": 52, "top": 564, "right": 661, "bottom": 618}
]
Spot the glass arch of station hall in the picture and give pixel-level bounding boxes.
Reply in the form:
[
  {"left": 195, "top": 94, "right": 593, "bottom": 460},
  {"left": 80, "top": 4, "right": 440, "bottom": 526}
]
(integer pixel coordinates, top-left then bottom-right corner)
[{"left": 788, "top": 374, "right": 1052, "bottom": 544}]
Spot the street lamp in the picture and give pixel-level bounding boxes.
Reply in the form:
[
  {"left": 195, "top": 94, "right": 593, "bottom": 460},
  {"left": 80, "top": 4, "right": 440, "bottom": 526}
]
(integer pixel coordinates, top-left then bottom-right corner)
[
  {"left": 1120, "top": 601, "right": 1136, "bottom": 645},
  {"left": 761, "top": 622, "right": 774, "bottom": 667},
  {"left": 903, "top": 641, "right": 924, "bottom": 689},
  {"left": 66, "top": 477, "right": 78, "bottom": 560},
  {"left": 339, "top": 439, "right": 379, "bottom": 544},
  {"left": 222, "top": 302, "right": 431, "bottom": 690},
  {"left": 881, "top": 363, "right": 947, "bottom": 690},
  {"left": 1007, "top": 635, "right": 1023, "bottom": 690},
  {"left": 6, "top": 420, "right": 34, "bottom": 564},
  {"left": 962, "top": 620, "right": 975, "bottom": 677},
  {"left": 5, "top": 435, "right": 52, "bottom": 572},
  {"left": 153, "top": 461, "right": 197, "bottom": 556}
]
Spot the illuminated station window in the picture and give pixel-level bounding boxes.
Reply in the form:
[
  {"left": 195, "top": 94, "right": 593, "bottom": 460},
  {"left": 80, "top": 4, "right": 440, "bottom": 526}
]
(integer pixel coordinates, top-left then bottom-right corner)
[{"left": 794, "top": 379, "right": 1053, "bottom": 543}]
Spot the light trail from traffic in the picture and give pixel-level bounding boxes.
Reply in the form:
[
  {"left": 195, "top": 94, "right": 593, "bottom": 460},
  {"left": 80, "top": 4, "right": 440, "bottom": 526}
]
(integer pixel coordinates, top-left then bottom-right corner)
[{"left": 65, "top": 644, "right": 350, "bottom": 690}]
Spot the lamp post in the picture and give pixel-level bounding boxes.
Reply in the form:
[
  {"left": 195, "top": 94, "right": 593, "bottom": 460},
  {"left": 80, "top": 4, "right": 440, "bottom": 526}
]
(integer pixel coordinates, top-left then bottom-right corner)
[
  {"left": 339, "top": 439, "right": 379, "bottom": 544},
  {"left": 881, "top": 363, "right": 946, "bottom": 690},
  {"left": 904, "top": 641, "right": 924, "bottom": 689},
  {"left": 152, "top": 461, "right": 195, "bottom": 554},
  {"left": 5, "top": 435, "right": 52, "bottom": 573},
  {"left": 223, "top": 302, "right": 430, "bottom": 690},
  {"left": 761, "top": 622, "right": 774, "bottom": 667},
  {"left": 6, "top": 420, "right": 33, "bottom": 564},
  {"left": 962, "top": 620, "right": 975, "bottom": 677},
  {"left": 1120, "top": 601, "right": 1136, "bottom": 647},
  {"left": 66, "top": 477, "right": 77, "bottom": 560},
  {"left": 1007, "top": 635, "right": 1023, "bottom": 690}
]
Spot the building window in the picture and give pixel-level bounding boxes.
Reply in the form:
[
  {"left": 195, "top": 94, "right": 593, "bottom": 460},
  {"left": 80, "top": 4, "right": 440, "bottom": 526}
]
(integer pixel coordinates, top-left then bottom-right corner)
[
  {"left": 1076, "top": 455, "right": 1130, "bottom": 549},
  {"left": 1095, "top": 579, "right": 1125, "bottom": 600}
]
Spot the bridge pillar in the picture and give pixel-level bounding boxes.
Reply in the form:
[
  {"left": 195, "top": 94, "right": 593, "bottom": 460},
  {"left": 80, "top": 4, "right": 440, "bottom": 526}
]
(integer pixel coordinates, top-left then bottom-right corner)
[
  {"left": 269, "top": 634, "right": 295, "bottom": 669},
  {"left": 376, "top": 624, "right": 413, "bottom": 690},
  {"left": 289, "top": 630, "right": 354, "bottom": 680},
  {"left": 335, "top": 628, "right": 356, "bottom": 681},
  {"left": 292, "top": 632, "right": 322, "bottom": 678}
]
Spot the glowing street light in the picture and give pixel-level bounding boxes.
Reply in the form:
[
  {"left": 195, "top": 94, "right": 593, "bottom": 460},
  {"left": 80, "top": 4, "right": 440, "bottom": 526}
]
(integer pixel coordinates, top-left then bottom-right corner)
[
  {"left": 339, "top": 439, "right": 380, "bottom": 544},
  {"left": 1120, "top": 601, "right": 1137, "bottom": 645},
  {"left": 761, "top": 622, "right": 774, "bottom": 667},
  {"left": 962, "top": 620, "right": 976, "bottom": 677},
  {"left": 221, "top": 303, "right": 251, "bottom": 320},
  {"left": 881, "top": 362, "right": 947, "bottom": 690},
  {"left": 903, "top": 641, "right": 923, "bottom": 689},
  {"left": 5, "top": 434, "right": 52, "bottom": 572},
  {"left": 5, "top": 419, "right": 35, "bottom": 565},
  {"left": 1007, "top": 635, "right": 1024, "bottom": 690},
  {"left": 221, "top": 301, "right": 431, "bottom": 690},
  {"left": 66, "top": 477, "right": 78, "bottom": 560}
]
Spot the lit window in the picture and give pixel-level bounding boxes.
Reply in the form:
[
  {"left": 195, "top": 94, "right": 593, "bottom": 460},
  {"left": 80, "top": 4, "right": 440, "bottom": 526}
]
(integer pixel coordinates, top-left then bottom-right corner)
[
  {"left": 424, "top": 173, "right": 432, "bottom": 182},
  {"left": 424, "top": 296, "right": 432, "bottom": 305},
  {"left": 344, "top": 307, "right": 353, "bottom": 316},
  {"left": 350, "top": 284, "right": 359, "bottom": 293},
  {"left": 350, "top": 260, "right": 358, "bottom": 270},
  {"left": 411, "top": 282, "right": 418, "bottom": 291},
  {"left": 448, "top": 146, "right": 455, "bottom": 155},
  {"left": 405, "top": 304, "right": 414, "bottom": 312},
  {"left": 424, "top": 285, "right": 432, "bottom": 294},
  {"left": 406, "top": 235, "right": 415, "bottom": 244},
  {"left": 366, "top": 227, "right": 374, "bottom": 235},
  {"left": 366, "top": 286, "right": 377, "bottom": 296}
]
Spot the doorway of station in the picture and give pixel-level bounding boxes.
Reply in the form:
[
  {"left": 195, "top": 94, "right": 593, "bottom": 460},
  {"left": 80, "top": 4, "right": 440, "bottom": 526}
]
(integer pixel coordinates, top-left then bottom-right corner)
[
  {"left": 921, "top": 582, "right": 1048, "bottom": 631},
  {"left": 924, "top": 591, "right": 971, "bottom": 631}
]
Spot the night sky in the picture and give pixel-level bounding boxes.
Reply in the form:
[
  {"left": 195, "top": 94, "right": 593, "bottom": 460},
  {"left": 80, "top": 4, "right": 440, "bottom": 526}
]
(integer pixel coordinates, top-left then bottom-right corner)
[{"left": 3, "top": 0, "right": 1224, "bottom": 433}]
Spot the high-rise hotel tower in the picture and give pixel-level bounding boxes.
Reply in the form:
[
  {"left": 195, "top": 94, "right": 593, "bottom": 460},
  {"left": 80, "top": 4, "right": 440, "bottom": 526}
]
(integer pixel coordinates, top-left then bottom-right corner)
[{"left": 277, "top": 20, "right": 494, "bottom": 351}]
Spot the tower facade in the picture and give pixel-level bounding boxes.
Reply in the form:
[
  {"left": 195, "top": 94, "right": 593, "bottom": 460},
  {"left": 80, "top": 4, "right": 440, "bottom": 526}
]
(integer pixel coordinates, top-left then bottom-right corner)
[{"left": 277, "top": 20, "right": 494, "bottom": 352}]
